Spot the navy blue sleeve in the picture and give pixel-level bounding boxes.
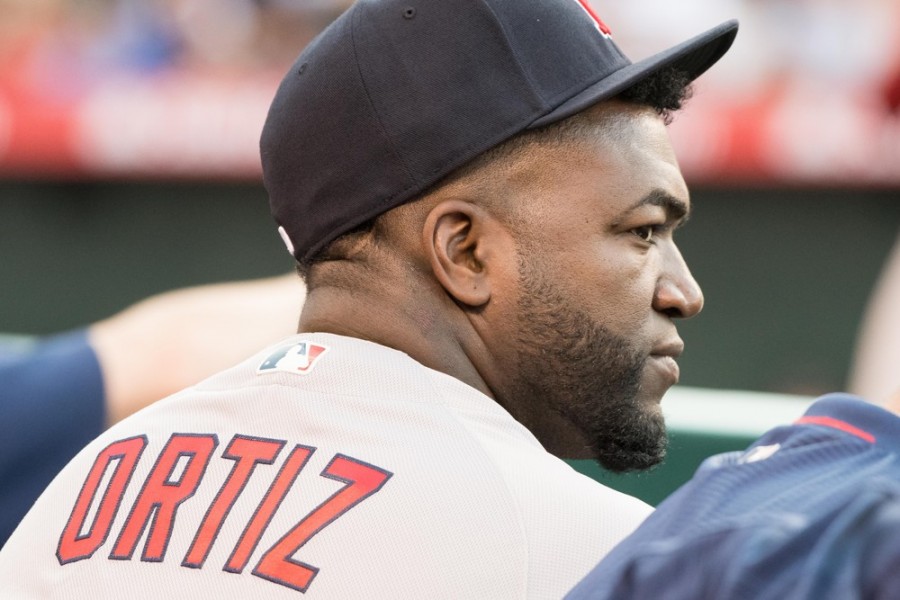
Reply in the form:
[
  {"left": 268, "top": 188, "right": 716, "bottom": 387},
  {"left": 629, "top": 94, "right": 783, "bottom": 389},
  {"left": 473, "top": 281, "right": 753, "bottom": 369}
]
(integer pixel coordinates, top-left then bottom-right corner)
[
  {"left": 0, "top": 330, "right": 106, "bottom": 547},
  {"left": 568, "top": 479, "right": 900, "bottom": 599},
  {"left": 566, "top": 394, "right": 900, "bottom": 599}
]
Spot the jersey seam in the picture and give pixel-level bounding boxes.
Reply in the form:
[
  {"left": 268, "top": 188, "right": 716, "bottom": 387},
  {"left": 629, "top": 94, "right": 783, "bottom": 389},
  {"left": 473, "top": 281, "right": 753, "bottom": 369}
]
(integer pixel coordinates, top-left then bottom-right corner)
[{"left": 421, "top": 371, "right": 532, "bottom": 598}]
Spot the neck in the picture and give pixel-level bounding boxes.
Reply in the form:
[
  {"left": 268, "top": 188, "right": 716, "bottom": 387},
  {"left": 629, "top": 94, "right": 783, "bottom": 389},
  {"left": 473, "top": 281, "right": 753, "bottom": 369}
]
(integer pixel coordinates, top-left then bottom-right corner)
[{"left": 299, "top": 284, "right": 494, "bottom": 400}]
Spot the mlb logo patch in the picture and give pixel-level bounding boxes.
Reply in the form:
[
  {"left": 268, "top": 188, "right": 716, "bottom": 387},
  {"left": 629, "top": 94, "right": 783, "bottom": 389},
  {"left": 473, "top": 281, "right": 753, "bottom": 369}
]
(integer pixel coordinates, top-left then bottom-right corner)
[{"left": 257, "top": 341, "right": 329, "bottom": 376}]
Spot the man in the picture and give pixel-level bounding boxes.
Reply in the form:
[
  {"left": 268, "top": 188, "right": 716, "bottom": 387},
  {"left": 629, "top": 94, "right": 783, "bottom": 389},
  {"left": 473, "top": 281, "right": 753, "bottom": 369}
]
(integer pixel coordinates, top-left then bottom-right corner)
[
  {"left": 850, "top": 232, "right": 900, "bottom": 404},
  {"left": 0, "top": 0, "right": 737, "bottom": 597}
]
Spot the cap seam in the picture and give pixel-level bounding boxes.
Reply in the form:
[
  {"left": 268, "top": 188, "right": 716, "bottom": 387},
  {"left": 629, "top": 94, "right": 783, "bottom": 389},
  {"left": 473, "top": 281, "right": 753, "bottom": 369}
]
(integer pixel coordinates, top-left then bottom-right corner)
[
  {"left": 479, "top": 0, "right": 547, "bottom": 107},
  {"left": 349, "top": 6, "right": 418, "bottom": 188},
  {"left": 484, "top": 0, "right": 632, "bottom": 126}
]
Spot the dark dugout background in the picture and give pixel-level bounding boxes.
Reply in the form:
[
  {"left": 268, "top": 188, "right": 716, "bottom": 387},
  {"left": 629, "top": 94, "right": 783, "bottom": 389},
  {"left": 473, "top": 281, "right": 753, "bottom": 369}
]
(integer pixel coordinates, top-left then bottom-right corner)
[{"left": 2, "top": 181, "right": 896, "bottom": 399}]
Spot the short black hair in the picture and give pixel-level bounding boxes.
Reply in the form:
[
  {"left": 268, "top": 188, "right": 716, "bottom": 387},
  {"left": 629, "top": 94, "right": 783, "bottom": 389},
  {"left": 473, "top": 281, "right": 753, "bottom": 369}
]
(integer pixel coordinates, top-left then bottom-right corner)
[
  {"left": 296, "top": 217, "right": 378, "bottom": 284},
  {"left": 297, "top": 66, "right": 693, "bottom": 282},
  {"left": 618, "top": 66, "right": 693, "bottom": 125}
]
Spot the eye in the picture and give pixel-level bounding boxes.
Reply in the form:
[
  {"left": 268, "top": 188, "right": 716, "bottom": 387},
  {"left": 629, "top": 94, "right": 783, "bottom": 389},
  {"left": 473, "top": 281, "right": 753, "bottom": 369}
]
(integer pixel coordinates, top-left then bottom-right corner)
[{"left": 632, "top": 225, "right": 657, "bottom": 244}]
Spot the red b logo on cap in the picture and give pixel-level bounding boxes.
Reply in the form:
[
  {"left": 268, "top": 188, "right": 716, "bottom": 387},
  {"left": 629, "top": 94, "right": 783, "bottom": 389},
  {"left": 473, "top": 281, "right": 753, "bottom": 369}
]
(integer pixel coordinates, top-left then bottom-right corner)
[{"left": 573, "top": 0, "right": 612, "bottom": 37}]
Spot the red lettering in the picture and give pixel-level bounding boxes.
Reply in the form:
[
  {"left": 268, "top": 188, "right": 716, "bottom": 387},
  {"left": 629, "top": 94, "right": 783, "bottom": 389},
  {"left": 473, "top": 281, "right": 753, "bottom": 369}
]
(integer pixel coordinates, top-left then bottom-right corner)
[
  {"left": 110, "top": 433, "right": 218, "bottom": 562},
  {"left": 252, "top": 455, "right": 392, "bottom": 592},
  {"left": 57, "top": 431, "right": 392, "bottom": 595},
  {"left": 224, "top": 444, "right": 314, "bottom": 574},
  {"left": 57, "top": 436, "right": 147, "bottom": 564},
  {"left": 182, "top": 435, "right": 285, "bottom": 569}
]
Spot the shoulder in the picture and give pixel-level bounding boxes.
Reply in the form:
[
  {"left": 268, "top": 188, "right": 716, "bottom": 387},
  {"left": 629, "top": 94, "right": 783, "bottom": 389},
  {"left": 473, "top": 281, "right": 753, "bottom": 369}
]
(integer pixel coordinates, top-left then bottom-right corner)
[
  {"left": 567, "top": 477, "right": 900, "bottom": 599},
  {"left": 0, "top": 330, "right": 102, "bottom": 405},
  {"left": 789, "top": 393, "right": 900, "bottom": 448},
  {"left": 565, "top": 394, "right": 900, "bottom": 599},
  {"left": 2, "top": 333, "right": 639, "bottom": 598}
]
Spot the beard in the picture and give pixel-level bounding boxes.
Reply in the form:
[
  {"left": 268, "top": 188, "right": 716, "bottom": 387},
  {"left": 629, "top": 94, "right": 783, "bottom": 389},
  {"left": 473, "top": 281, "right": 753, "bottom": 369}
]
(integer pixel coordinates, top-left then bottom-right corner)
[{"left": 509, "top": 256, "right": 668, "bottom": 473}]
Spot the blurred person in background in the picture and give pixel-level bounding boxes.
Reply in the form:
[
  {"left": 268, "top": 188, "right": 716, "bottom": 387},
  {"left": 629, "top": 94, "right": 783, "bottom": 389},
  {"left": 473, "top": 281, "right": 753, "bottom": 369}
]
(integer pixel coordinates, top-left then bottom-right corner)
[
  {"left": 0, "top": 0, "right": 352, "bottom": 84},
  {"left": 0, "top": 274, "right": 302, "bottom": 547},
  {"left": 850, "top": 232, "right": 900, "bottom": 405},
  {"left": 567, "top": 387, "right": 900, "bottom": 598}
]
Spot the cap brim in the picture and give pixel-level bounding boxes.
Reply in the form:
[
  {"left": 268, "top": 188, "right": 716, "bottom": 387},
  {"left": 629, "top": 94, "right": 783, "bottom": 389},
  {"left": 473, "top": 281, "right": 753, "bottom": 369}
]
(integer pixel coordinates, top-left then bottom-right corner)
[{"left": 529, "top": 19, "right": 738, "bottom": 128}]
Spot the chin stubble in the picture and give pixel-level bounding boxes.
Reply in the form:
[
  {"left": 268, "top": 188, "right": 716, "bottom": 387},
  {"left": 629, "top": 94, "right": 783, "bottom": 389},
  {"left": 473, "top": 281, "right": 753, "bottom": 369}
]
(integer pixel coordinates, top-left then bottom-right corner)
[{"left": 512, "top": 258, "right": 668, "bottom": 473}]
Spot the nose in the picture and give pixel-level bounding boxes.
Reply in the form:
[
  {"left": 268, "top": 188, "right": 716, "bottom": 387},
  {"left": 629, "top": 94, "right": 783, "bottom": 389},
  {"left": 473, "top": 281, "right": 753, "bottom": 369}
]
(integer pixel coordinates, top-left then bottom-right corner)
[{"left": 653, "top": 245, "right": 704, "bottom": 319}]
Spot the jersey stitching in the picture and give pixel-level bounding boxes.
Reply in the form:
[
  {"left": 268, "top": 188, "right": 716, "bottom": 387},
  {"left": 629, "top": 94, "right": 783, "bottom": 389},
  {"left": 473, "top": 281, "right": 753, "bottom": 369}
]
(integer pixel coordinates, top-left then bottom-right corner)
[{"left": 421, "top": 370, "right": 532, "bottom": 597}]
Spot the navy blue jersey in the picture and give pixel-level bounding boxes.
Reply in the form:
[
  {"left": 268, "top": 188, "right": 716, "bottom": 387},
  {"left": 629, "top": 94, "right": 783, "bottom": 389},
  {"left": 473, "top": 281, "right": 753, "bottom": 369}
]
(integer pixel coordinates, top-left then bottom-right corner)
[
  {"left": 568, "top": 394, "right": 900, "bottom": 600},
  {"left": 0, "top": 330, "right": 105, "bottom": 547}
]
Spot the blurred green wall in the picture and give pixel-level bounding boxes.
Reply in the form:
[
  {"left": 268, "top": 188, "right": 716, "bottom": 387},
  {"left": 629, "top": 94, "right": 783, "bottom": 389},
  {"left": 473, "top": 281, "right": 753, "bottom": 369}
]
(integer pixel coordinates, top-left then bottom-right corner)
[
  {"left": 1, "top": 181, "right": 896, "bottom": 395},
  {"left": 0, "top": 181, "right": 295, "bottom": 335},
  {"left": 677, "top": 187, "right": 898, "bottom": 396}
]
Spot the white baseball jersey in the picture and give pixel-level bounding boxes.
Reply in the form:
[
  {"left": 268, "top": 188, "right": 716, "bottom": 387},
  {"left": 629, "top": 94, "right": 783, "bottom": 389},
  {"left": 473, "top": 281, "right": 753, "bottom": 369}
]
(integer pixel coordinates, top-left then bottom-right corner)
[{"left": 0, "top": 333, "right": 651, "bottom": 598}]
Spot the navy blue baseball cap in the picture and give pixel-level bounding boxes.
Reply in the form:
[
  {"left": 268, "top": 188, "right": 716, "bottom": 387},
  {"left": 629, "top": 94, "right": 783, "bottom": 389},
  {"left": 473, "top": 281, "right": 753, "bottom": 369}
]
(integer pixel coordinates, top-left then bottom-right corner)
[{"left": 261, "top": 0, "right": 738, "bottom": 263}]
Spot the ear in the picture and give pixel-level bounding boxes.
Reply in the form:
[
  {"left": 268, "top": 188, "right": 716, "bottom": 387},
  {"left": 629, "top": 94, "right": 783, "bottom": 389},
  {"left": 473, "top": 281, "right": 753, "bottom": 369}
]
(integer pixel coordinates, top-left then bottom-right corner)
[{"left": 423, "top": 200, "right": 502, "bottom": 308}]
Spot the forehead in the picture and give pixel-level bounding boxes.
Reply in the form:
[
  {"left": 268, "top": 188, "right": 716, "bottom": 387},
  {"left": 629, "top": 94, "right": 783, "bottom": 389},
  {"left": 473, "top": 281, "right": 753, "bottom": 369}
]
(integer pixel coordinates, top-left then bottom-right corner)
[{"left": 504, "top": 103, "right": 690, "bottom": 227}]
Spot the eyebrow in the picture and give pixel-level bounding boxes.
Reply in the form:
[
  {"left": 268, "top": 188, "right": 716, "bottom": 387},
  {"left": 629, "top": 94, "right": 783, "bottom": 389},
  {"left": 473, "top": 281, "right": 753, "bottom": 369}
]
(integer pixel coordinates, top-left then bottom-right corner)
[{"left": 622, "top": 189, "right": 691, "bottom": 224}]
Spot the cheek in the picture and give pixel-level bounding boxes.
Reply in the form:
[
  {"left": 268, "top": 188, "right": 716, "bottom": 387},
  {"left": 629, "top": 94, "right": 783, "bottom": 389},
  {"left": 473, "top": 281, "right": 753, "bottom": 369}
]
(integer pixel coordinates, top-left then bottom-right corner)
[
  {"left": 579, "top": 253, "right": 658, "bottom": 328},
  {"left": 482, "top": 243, "right": 534, "bottom": 338}
]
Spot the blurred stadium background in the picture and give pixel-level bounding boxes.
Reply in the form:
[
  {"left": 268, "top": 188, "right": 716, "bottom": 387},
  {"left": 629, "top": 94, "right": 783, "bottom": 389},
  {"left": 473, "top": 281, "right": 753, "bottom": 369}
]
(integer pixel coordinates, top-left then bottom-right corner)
[{"left": 1, "top": 0, "right": 898, "bottom": 502}]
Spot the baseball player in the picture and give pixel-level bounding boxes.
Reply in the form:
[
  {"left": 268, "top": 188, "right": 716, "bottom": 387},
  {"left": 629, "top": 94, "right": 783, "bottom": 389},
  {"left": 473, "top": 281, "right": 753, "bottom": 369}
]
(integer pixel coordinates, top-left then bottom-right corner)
[
  {"left": 567, "top": 393, "right": 900, "bottom": 599},
  {"left": 0, "top": 0, "right": 737, "bottom": 597}
]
